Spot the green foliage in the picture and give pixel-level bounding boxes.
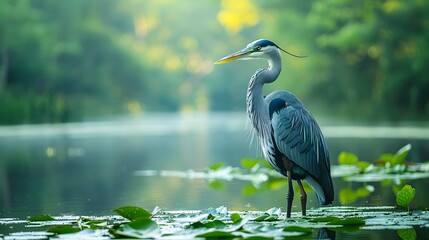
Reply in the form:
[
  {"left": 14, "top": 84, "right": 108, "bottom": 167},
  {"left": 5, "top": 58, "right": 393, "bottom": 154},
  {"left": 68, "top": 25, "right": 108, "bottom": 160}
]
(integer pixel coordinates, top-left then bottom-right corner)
[
  {"left": 112, "top": 206, "right": 152, "bottom": 221},
  {"left": 327, "top": 217, "right": 365, "bottom": 226},
  {"left": 339, "top": 185, "right": 374, "bottom": 205},
  {"left": 379, "top": 144, "right": 412, "bottom": 166},
  {"left": 78, "top": 218, "right": 108, "bottom": 229},
  {"left": 308, "top": 215, "right": 365, "bottom": 226},
  {"left": 338, "top": 151, "right": 359, "bottom": 165},
  {"left": 5, "top": 205, "right": 429, "bottom": 239},
  {"left": 47, "top": 225, "right": 81, "bottom": 234},
  {"left": 241, "top": 158, "right": 272, "bottom": 169},
  {"left": 309, "top": 216, "right": 340, "bottom": 223},
  {"left": 110, "top": 218, "right": 160, "bottom": 239},
  {"left": 230, "top": 213, "right": 242, "bottom": 223},
  {"left": 397, "top": 228, "right": 417, "bottom": 240},
  {"left": 283, "top": 226, "right": 312, "bottom": 234},
  {"left": 338, "top": 151, "right": 371, "bottom": 172},
  {"left": 396, "top": 184, "right": 416, "bottom": 212},
  {"left": 253, "top": 207, "right": 281, "bottom": 221},
  {"left": 209, "top": 162, "right": 226, "bottom": 170},
  {"left": 1, "top": 0, "right": 428, "bottom": 123},
  {"left": 27, "top": 215, "right": 55, "bottom": 221}
]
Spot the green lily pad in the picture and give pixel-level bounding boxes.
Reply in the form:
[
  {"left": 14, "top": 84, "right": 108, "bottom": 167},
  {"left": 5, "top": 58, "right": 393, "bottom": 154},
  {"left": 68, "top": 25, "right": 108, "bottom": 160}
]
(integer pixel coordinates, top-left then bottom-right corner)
[
  {"left": 113, "top": 206, "right": 152, "bottom": 220},
  {"left": 47, "top": 225, "right": 81, "bottom": 234},
  {"left": 396, "top": 184, "right": 415, "bottom": 210},
  {"left": 309, "top": 216, "right": 340, "bottom": 222},
  {"left": 328, "top": 217, "right": 365, "bottom": 226},
  {"left": 283, "top": 226, "right": 312, "bottom": 234},
  {"left": 394, "top": 144, "right": 412, "bottom": 165},
  {"left": 338, "top": 151, "right": 359, "bottom": 165},
  {"left": 111, "top": 218, "right": 160, "bottom": 238},
  {"left": 241, "top": 158, "right": 271, "bottom": 169},
  {"left": 188, "top": 219, "right": 227, "bottom": 229},
  {"left": 28, "top": 215, "right": 55, "bottom": 222},
  {"left": 230, "top": 213, "right": 242, "bottom": 223},
  {"left": 397, "top": 228, "right": 417, "bottom": 240},
  {"left": 196, "top": 229, "right": 236, "bottom": 238},
  {"left": 209, "top": 162, "right": 226, "bottom": 170}
]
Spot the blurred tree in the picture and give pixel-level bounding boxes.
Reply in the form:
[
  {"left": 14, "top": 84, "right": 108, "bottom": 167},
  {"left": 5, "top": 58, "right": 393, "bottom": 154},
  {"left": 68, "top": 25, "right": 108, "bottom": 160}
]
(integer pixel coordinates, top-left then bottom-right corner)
[
  {"left": 0, "top": 0, "right": 428, "bottom": 124},
  {"left": 304, "top": 0, "right": 429, "bottom": 119}
]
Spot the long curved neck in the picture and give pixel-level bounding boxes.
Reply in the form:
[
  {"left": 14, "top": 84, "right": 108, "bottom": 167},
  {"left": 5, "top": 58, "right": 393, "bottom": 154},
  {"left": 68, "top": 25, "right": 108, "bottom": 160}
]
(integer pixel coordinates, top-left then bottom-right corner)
[{"left": 246, "top": 49, "right": 282, "bottom": 128}]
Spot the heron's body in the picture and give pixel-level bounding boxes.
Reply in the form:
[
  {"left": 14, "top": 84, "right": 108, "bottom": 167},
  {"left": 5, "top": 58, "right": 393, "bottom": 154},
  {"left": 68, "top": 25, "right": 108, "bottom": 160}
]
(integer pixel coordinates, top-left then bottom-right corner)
[{"left": 215, "top": 39, "right": 334, "bottom": 217}]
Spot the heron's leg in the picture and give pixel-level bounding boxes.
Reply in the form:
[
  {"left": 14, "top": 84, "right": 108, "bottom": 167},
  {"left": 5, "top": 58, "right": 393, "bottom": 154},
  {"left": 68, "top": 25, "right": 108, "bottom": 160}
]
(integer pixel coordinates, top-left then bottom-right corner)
[
  {"left": 286, "top": 170, "right": 294, "bottom": 218},
  {"left": 297, "top": 180, "right": 307, "bottom": 216}
]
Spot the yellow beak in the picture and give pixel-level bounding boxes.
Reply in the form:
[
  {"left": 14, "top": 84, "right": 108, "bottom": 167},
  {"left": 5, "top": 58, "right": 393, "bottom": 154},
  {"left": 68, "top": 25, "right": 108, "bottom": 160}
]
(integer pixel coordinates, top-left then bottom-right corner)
[{"left": 214, "top": 49, "right": 251, "bottom": 64}]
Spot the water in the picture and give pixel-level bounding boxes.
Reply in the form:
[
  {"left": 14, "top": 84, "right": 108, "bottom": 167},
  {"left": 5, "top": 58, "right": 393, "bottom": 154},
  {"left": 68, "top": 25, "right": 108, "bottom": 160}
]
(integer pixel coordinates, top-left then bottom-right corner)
[{"left": 0, "top": 112, "right": 428, "bottom": 238}]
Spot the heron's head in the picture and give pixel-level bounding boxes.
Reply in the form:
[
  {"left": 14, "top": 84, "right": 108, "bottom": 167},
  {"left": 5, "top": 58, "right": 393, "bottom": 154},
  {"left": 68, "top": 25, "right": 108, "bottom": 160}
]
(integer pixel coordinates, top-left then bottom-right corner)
[{"left": 215, "top": 39, "right": 305, "bottom": 64}]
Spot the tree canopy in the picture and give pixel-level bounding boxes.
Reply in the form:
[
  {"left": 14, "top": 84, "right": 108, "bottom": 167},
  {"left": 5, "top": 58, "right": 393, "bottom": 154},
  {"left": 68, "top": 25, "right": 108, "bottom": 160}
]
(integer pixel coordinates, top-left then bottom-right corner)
[{"left": 0, "top": 0, "right": 428, "bottom": 124}]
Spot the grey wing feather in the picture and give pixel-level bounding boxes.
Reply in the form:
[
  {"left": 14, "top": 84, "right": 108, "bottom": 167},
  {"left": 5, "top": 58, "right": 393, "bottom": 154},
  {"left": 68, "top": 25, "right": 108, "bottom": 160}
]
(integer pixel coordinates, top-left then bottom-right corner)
[{"left": 271, "top": 105, "right": 330, "bottom": 179}]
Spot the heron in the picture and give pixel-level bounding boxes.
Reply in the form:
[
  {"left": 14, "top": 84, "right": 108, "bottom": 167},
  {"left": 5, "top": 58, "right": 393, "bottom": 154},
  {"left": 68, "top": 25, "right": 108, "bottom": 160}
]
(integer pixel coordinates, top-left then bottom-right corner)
[{"left": 215, "top": 39, "right": 334, "bottom": 218}]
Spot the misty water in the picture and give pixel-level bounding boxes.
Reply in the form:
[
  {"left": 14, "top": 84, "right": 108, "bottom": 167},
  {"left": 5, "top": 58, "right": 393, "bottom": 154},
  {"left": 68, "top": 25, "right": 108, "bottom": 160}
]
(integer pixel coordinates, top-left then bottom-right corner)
[{"left": 1, "top": 112, "right": 429, "bottom": 239}]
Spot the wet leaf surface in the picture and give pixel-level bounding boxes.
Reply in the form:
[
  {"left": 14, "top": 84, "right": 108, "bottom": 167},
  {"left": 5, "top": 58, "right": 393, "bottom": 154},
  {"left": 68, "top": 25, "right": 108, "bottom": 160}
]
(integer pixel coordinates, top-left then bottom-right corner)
[
  {"left": 28, "top": 215, "right": 55, "bottom": 222},
  {"left": 1, "top": 206, "right": 428, "bottom": 239},
  {"left": 112, "top": 206, "right": 152, "bottom": 220},
  {"left": 396, "top": 184, "right": 416, "bottom": 210}
]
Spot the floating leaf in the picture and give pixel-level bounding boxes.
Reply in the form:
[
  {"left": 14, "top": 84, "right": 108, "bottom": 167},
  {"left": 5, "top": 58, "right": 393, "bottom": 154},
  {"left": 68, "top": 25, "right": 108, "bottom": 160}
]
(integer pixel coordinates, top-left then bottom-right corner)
[
  {"left": 309, "top": 216, "right": 340, "bottom": 222},
  {"left": 188, "top": 219, "right": 227, "bottom": 229},
  {"left": 253, "top": 213, "right": 270, "bottom": 222},
  {"left": 283, "top": 226, "right": 312, "bottom": 234},
  {"left": 241, "top": 158, "right": 270, "bottom": 169},
  {"left": 397, "top": 228, "right": 417, "bottom": 240},
  {"left": 393, "top": 144, "right": 412, "bottom": 165},
  {"left": 242, "top": 236, "right": 273, "bottom": 240},
  {"left": 356, "top": 185, "right": 374, "bottom": 197},
  {"left": 339, "top": 188, "right": 358, "bottom": 204},
  {"left": 113, "top": 206, "right": 152, "bottom": 221},
  {"left": 47, "top": 225, "right": 81, "bottom": 234},
  {"left": 267, "top": 178, "right": 288, "bottom": 190},
  {"left": 196, "top": 230, "right": 236, "bottom": 238},
  {"left": 379, "top": 153, "right": 395, "bottom": 165},
  {"left": 338, "top": 151, "right": 359, "bottom": 165},
  {"left": 355, "top": 161, "right": 371, "bottom": 170},
  {"left": 254, "top": 208, "right": 281, "bottom": 222},
  {"left": 242, "top": 184, "right": 259, "bottom": 196},
  {"left": 111, "top": 218, "right": 160, "bottom": 238},
  {"left": 266, "top": 207, "right": 281, "bottom": 216},
  {"left": 209, "top": 180, "right": 226, "bottom": 189},
  {"left": 396, "top": 184, "right": 415, "bottom": 211},
  {"left": 28, "top": 215, "right": 55, "bottom": 222},
  {"left": 230, "top": 213, "right": 242, "bottom": 223},
  {"left": 328, "top": 217, "right": 365, "bottom": 226},
  {"left": 378, "top": 144, "right": 412, "bottom": 166},
  {"left": 78, "top": 218, "right": 107, "bottom": 229},
  {"left": 209, "top": 162, "right": 226, "bottom": 170}
]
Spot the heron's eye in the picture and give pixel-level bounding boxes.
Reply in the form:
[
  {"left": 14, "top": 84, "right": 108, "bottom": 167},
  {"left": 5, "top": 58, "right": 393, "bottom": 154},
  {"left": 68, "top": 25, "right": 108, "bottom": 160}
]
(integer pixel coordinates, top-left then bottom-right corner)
[{"left": 255, "top": 46, "right": 262, "bottom": 51}]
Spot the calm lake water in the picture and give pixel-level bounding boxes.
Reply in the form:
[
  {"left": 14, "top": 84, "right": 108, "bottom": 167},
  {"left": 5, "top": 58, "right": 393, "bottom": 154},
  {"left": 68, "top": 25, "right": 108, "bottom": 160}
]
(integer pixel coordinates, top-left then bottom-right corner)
[{"left": 1, "top": 112, "right": 428, "bottom": 238}]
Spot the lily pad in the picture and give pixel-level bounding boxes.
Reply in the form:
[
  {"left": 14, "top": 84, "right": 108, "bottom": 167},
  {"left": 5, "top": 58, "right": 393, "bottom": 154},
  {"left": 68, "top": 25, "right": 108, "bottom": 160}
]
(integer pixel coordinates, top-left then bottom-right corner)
[
  {"left": 328, "top": 217, "right": 365, "bottom": 226},
  {"left": 47, "top": 225, "right": 81, "bottom": 234},
  {"left": 28, "top": 215, "right": 55, "bottom": 222},
  {"left": 397, "top": 228, "right": 417, "bottom": 240},
  {"left": 113, "top": 206, "right": 152, "bottom": 220},
  {"left": 396, "top": 184, "right": 416, "bottom": 211},
  {"left": 338, "top": 151, "right": 359, "bottom": 165},
  {"left": 111, "top": 218, "right": 160, "bottom": 238}
]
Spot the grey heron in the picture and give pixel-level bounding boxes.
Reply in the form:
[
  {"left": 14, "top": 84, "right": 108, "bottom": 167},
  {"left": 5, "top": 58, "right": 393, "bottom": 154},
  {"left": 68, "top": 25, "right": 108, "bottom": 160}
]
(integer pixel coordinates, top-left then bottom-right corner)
[{"left": 215, "top": 39, "right": 334, "bottom": 218}]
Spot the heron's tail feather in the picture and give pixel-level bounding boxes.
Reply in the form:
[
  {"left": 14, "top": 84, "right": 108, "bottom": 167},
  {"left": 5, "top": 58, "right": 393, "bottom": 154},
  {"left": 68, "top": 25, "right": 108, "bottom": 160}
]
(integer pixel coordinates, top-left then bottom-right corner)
[{"left": 306, "top": 173, "right": 334, "bottom": 205}]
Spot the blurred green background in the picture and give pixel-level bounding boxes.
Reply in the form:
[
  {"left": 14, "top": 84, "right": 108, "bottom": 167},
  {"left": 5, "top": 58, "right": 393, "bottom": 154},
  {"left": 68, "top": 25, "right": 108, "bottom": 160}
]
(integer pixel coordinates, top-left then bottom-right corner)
[{"left": 1, "top": 0, "right": 428, "bottom": 124}]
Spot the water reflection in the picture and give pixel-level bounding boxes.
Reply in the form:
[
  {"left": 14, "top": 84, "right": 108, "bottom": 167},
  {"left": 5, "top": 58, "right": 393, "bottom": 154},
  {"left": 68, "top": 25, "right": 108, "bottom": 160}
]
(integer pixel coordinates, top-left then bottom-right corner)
[{"left": 0, "top": 112, "right": 428, "bottom": 219}]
